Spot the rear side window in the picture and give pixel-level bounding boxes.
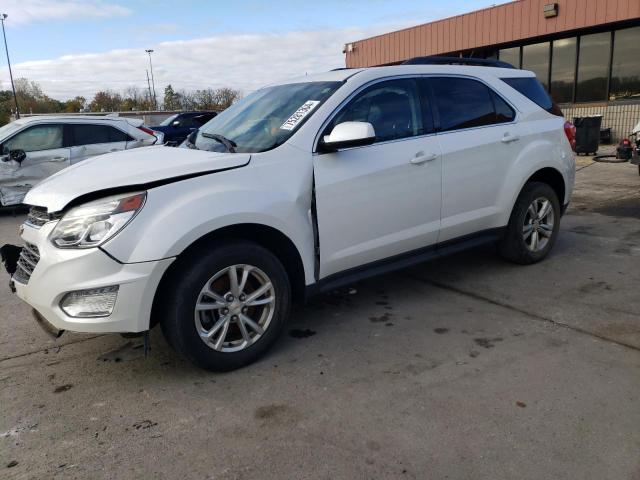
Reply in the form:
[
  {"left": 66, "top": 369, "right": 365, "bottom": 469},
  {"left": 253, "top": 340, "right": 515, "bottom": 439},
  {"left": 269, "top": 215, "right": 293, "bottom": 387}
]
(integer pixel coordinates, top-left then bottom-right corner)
[
  {"left": 70, "top": 124, "right": 131, "bottom": 146},
  {"left": 492, "top": 91, "right": 516, "bottom": 123},
  {"left": 429, "top": 77, "right": 513, "bottom": 132},
  {"left": 109, "top": 128, "right": 131, "bottom": 142},
  {"left": 501, "top": 77, "right": 555, "bottom": 112}
]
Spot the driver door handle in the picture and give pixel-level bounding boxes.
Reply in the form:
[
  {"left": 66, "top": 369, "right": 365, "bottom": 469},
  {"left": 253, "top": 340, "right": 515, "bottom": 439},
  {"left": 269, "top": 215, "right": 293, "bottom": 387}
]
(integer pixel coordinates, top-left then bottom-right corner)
[
  {"left": 52, "top": 156, "right": 67, "bottom": 161},
  {"left": 501, "top": 132, "right": 520, "bottom": 143},
  {"left": 410, "top": 152, "right": 438, "bottom": 165}
]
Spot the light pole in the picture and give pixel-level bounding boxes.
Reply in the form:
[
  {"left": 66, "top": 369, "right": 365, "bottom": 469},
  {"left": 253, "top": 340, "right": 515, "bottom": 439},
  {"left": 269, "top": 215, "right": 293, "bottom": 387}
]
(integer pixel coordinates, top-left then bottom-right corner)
[
  {"left": 145, "top": 49, "right": 157, "bottom": 110},
  {"left": 1, "top": 14, "right": 19, "bottom": 119}
]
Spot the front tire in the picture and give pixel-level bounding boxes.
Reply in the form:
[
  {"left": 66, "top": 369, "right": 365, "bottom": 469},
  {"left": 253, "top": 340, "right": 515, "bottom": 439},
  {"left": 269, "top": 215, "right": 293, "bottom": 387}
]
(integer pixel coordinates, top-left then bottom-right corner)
[
  {"left": 498, "top": 182, "right": 561, "bottom": 265},
  {"left": 160, "top": 241, "right": 291, "bottom": 371}
]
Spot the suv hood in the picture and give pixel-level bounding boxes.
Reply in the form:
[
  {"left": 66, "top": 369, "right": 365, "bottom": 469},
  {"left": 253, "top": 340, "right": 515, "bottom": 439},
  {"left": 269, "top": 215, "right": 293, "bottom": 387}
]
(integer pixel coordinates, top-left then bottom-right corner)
[{"left": 25, "top": 146, "right": 250, "bottom": 212}]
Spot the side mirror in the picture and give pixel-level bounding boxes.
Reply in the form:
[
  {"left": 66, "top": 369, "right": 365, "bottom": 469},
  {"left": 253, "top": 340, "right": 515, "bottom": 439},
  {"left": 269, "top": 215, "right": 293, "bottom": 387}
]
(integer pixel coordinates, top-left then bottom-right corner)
[
  {"left": 319, "top": 121, "right": 376, "bottom": 152},
  {"left": 9, "top": 149, "right": 26, "bottom": 164},
  {"left": 172, "top": 120, "right": 181, "bottom": 128}
]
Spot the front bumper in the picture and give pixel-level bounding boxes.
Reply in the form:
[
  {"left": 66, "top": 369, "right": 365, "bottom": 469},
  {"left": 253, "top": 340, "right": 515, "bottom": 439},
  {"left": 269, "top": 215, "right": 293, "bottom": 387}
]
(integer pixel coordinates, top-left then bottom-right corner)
[{"left": 12, "top": 222, "right": 174, "bottom": 333}]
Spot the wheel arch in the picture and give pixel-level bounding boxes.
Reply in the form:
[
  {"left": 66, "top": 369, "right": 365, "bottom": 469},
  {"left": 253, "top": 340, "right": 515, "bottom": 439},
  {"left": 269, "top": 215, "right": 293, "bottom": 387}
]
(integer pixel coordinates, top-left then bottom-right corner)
[
  {"left": 525, "top": 167, "right": 566, "bottom": 208},
  {"left": 150, "top": 223, "right": 306, "bottom": 328}
]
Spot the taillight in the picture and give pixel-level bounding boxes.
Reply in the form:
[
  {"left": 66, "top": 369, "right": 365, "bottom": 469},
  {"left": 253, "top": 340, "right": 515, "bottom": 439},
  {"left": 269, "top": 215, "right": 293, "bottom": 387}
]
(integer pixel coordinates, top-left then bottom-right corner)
[
  {"left": 138, "top": 126, "right": 157, "bottom": 137},
  {"left": 563, "top": 121, "right": 576, "bottom": 150}
]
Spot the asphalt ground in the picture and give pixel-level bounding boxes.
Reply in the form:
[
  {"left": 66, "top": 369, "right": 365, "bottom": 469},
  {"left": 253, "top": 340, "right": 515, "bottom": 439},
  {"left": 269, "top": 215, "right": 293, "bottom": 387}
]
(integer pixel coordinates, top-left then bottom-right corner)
[{"left": 1, "top": 157, "right": 639, "bottom": 479}]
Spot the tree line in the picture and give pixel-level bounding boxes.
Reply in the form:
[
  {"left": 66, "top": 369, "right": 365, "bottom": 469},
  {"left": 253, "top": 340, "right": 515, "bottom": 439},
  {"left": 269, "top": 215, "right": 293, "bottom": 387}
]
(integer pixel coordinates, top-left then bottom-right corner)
[{"left": 0, "top": 79, "right": 242, "bottom": 126}]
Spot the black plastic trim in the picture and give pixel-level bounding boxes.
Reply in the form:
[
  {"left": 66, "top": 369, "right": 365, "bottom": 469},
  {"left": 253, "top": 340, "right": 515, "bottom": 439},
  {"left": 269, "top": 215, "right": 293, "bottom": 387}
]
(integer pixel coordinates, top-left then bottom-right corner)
[
  {"left": 305, "top": 227, "right": 505, "bottom": 299},
  {"left": 402, "top": 56, "right": 515, "bottom": 69}
]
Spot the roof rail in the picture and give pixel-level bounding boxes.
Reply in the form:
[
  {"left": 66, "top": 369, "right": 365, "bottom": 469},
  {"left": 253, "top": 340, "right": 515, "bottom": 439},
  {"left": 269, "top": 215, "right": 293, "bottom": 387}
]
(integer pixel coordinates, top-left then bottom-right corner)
[{"left": 402, "top": 56, "right": 515, "bottom": 69}]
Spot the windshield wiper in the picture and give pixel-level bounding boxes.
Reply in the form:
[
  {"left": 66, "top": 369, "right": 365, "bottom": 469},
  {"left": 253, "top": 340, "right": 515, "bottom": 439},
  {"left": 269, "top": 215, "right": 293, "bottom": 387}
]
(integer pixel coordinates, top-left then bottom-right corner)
[{"left": 201, "top": 132, "right": 237, "bottom": 153}]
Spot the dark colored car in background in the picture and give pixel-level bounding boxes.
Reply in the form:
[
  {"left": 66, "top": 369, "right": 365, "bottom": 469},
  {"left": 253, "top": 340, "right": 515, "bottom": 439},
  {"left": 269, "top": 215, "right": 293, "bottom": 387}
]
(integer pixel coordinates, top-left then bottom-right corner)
[{"left": 151, "top": 111, "right": 217, "bottom": 146}]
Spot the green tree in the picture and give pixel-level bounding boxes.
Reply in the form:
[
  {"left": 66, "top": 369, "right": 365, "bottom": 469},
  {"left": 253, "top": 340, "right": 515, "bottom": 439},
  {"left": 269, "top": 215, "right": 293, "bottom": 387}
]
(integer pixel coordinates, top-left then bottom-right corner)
[
  {"left": 89, "top": 90, "right": 123, "bottom": 112},
  {"left": 163, "top": 84, "right": 181, "bottom": 111},
  {"left": 64, "top": 96, "right": 86, "bottom": 113}
]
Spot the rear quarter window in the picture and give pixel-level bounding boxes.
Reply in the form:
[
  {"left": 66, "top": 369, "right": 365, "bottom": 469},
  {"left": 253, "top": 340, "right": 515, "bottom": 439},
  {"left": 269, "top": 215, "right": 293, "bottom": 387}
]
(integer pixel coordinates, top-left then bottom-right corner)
[{"left": 501, "top": 77, "right": 556, "bottom": 113}]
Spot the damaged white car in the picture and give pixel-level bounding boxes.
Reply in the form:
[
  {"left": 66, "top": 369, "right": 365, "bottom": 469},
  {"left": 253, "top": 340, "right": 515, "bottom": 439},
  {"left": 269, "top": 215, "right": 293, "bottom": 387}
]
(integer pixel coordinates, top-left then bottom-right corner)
[{"left": 0, "top": 116, "right": 158, "bottom": 206}]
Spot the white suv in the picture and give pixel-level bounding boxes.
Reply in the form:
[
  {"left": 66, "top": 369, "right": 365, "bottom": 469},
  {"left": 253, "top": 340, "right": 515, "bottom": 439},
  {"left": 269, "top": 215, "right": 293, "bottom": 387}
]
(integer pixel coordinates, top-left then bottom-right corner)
[
  {"left": 0, "top": 115, "right": 157, "bottom": 206},
  {"left": 5, "top": 62, "right": 575, "bottom": 371}
]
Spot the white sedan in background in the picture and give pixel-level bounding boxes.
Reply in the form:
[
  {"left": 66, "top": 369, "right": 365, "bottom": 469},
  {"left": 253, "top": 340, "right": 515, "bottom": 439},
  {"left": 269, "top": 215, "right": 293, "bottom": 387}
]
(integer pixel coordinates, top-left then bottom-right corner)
[{"left": 0, "top": 115, "right": 158, "bottom": 206}]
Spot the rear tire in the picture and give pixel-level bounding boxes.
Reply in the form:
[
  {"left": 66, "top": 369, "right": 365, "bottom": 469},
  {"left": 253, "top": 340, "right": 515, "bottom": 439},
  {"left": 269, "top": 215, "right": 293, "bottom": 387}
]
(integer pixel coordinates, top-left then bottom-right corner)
[
  {"left": 160, "top": 240, "right": 291, "bottom": 371},
  {"left": 498, "top": 182, "right": 561, "bottom": 265}
]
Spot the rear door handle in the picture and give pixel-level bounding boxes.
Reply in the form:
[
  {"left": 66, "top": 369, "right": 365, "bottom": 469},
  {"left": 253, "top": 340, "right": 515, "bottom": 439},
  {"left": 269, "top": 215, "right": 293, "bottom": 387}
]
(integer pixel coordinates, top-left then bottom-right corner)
[
  {"left": 410, "top": 152, "right": 438, "bottom": 165},
  {"left": 501, "top": 132, "right": 520, "bottom": 143}
]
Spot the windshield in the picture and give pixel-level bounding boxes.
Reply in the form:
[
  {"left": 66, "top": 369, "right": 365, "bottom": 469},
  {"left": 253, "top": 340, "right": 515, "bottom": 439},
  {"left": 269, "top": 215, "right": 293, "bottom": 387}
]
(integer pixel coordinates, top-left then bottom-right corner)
[
  {"left": 159, "top": 114, "right": 180, "bottom": 126},
  {"left": 192, "top": 81, "right": 341, "bottom": 153}
]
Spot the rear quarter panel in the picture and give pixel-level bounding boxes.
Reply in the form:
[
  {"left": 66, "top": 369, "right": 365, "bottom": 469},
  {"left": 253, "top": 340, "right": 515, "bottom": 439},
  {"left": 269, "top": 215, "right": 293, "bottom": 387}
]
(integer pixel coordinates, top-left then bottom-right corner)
[{"left": 496, "top": 113, "right": 575, "bottom": 226}]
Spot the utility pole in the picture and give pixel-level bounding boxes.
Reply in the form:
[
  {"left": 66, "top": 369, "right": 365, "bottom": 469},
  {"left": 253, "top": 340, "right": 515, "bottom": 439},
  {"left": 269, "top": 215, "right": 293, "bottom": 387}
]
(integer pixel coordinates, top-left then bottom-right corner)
[
  {"left": 145, "top": 49, "right": 157, "bottom": 110},
  {"left": 1, "top": 14, "right": 19, "bottom": 119},
  {"left": 146, "top": 70, "right": 153, "bottom": 109}
]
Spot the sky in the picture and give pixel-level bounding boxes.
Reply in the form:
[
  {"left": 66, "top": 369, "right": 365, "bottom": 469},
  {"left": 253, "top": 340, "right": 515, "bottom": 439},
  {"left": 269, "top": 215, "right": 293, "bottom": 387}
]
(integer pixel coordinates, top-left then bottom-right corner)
[{"left": 0, "top": 0, "right": 507, "bottom": 101}]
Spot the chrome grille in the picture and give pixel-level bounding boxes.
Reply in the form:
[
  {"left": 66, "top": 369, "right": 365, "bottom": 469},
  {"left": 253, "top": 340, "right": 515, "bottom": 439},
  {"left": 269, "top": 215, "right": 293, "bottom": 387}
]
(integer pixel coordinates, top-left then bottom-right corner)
[
  {"left": 13, "top": 243, "right": 40, "bottom": 285},
  {"left": 26, "top": 207, "right": 50, "bottom": 228}
]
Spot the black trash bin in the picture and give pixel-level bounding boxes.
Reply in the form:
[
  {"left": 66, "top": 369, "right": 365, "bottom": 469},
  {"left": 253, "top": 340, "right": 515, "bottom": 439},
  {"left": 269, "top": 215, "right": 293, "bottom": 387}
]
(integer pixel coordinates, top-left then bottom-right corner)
[
  {"left": 573, "top": 115, "right": 602, "bottom": 155},
  {"left": 600, "top": 127, "right": 612, "bottom": 145}
]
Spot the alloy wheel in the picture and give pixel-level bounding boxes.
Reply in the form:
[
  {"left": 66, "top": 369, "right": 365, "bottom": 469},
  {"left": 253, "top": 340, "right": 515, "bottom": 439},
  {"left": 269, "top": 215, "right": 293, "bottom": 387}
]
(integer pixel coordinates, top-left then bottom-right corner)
[
  {"left": 194, "top": 264, "right": 275, "bottom": 352},
  {"left": 522, "top": 196, "right": 555, "bottom": 252}
]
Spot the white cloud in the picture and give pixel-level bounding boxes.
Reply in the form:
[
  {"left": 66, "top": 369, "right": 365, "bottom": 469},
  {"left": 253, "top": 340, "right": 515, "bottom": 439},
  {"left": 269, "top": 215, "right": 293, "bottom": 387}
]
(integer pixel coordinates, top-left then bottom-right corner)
[
  {"left": 1, "top": 0, "right": 131, "bottom": 26},
  {"left": 0, "top": 25, "right": 399, "bottom": 100}
]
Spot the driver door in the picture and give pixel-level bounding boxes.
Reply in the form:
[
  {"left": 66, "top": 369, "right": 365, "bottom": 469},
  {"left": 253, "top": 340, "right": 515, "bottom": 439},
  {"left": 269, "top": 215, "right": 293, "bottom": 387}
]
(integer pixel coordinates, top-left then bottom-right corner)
[
  {"left": 0, "top": 124, "right": 70, "bottom": 204},
  {"left": 313, "top": 78, "right": 442, "bottom": 278}
]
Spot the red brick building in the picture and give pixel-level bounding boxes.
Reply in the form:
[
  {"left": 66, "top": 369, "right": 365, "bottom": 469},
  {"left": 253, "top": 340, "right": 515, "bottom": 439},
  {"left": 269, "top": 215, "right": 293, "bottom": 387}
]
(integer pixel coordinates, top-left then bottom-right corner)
[{"left": 345, "top": 0, "right": 640, "bottom": 140}]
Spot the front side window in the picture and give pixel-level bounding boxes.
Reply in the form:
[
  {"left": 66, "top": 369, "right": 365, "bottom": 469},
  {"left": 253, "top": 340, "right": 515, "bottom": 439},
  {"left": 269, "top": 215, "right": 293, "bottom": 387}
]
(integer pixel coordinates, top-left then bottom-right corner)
[
  {"left": 160, "top": 114, "right": 180, "bottom": 126},
  {"left": 3, "top": 124, "right": 63, "bottom": 153},
  {"left": 177, "top": 116, "right": 199, "bottom": 128},
  {"left": 194, "top": 113, "right": 216, "bottom": 126},
  {"left": 328, "top": 78, "right": 424, "bottom": 143},
  {"left": 430, "top": 77, "right": 508, "bottom": 132},
  {"left": 193, "top": 81, "right": 341, "bottom": 153}
]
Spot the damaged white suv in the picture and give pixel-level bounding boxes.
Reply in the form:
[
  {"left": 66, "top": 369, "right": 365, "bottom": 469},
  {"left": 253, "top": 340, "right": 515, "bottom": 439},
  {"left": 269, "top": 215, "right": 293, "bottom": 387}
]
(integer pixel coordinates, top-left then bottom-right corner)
[{"left": 4, "top": 60, "right": 575, "bottom": 371}]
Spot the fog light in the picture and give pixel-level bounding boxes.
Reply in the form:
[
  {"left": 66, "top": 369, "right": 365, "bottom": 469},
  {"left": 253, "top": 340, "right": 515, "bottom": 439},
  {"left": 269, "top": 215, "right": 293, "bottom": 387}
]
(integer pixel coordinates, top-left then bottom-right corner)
[{"left": 60, "top": 286, "right": 119, "bottom": 318}]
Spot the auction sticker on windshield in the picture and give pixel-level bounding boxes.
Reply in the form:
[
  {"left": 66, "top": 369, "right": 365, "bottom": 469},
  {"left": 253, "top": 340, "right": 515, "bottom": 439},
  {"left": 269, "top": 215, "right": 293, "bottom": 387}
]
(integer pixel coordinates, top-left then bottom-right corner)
[{"left": 280, "top": 101, "right": 321, "bottom": 131}]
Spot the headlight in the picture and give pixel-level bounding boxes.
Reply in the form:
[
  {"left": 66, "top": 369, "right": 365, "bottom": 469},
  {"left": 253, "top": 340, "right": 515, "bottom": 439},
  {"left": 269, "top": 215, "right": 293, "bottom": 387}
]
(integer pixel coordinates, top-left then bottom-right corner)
[{"left": 50, "top": 192, "right": 146, "bottom": 248}]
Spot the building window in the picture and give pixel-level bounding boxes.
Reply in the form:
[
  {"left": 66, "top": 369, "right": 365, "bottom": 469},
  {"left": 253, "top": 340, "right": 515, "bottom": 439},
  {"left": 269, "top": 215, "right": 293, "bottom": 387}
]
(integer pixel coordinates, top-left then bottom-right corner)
[
  {"left": 522, "top": 42, "right": 550, "bottom": 90},
  {"left": 576, "top": 32, "right": 611, "bottom": 103},
  {"left": 550, "top": 38, "right": 577, "bottom": 103},
  {"left": 610, "top": 26, "right": 640, "bottom": 101},
  {"left": 499, "top": 47, "right": 520, "bottom": 68}
]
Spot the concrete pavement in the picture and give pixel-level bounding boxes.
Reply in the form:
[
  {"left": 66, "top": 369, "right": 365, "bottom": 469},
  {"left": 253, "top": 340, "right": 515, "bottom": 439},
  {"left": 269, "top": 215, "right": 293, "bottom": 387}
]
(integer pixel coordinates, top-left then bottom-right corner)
[{"left": 1, "top": 160, "right": 639, "bottom": 479}]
